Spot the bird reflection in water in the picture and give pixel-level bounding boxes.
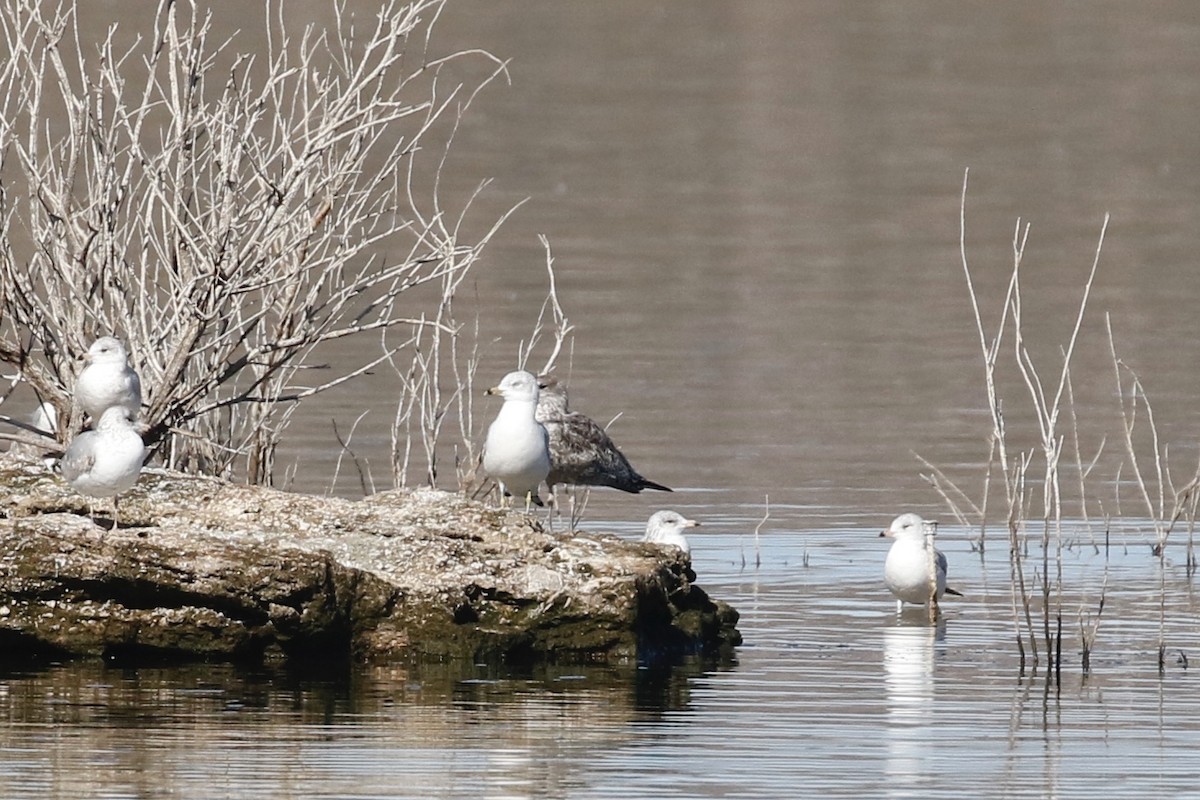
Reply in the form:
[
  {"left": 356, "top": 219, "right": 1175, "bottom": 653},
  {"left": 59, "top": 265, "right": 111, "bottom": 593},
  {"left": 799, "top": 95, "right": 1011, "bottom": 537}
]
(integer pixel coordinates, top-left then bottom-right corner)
[{"left": 882, "top": 617, "right": 947, "bottom": 794}]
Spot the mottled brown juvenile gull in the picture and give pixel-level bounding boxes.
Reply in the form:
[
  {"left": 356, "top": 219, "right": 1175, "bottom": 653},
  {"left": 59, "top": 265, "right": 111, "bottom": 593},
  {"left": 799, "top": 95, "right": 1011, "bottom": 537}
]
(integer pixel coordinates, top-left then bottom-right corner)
[
  {"left": 643, "top": 510, "right": 699, "bottom": 555},
  {"left": 60, "top": 406, "right": 146, "bottom": 526},
  {"left": 482, "top": 370, "right": 551, "bottom": 509},
  {"left": 535, "top": 377, "right": 672, "bottom": 494},
  {"left": 880, "top": 513, "right": 962, "bottom": 613},
  {"left": 76, "top": 336, "right": 142, "bottom": 421}
]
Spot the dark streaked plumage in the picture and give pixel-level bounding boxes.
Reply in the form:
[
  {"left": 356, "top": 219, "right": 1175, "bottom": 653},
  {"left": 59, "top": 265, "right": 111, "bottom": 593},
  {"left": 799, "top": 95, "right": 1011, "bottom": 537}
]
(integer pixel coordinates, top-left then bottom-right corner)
[{"left": 535, "top": 377, "right": 671, "bottom": 494}]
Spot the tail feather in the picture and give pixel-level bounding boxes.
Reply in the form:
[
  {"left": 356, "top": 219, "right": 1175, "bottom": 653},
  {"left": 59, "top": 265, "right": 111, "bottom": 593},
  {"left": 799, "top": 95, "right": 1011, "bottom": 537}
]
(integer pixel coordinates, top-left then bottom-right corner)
[{"left": 944, "top": 586, "right": 964, "bottom": 597}]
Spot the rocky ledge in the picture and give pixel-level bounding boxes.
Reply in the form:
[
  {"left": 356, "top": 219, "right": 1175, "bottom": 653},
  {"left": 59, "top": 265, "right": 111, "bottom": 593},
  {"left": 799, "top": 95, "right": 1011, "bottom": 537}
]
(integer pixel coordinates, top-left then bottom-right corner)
[{"left": 0, "top": 457, "right": 740, "bottom": 665}]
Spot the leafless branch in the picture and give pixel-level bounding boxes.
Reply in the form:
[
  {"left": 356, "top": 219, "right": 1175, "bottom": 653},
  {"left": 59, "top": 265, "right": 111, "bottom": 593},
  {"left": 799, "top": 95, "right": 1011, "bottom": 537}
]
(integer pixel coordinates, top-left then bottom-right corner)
[{"left": 0, "top": 0, "right": 509, "bottom": 485}]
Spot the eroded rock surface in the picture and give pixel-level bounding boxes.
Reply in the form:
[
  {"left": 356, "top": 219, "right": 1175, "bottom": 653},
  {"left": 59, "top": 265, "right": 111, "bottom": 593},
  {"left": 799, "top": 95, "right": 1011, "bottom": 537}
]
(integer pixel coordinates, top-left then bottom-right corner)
[{"left": 0, "top": 457, "right": 740, "bottom": 664}]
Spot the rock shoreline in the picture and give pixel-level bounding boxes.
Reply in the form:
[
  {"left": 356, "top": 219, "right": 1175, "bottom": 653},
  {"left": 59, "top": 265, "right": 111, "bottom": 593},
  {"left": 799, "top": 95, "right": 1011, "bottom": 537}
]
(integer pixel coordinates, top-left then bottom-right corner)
[{"left": 0, "top": 457, "right": 740, "bottom": 664}]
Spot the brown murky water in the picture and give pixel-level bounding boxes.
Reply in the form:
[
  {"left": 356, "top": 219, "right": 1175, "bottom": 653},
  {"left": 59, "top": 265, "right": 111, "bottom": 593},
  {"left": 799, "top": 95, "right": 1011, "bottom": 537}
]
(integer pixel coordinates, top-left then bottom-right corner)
[{"left": 6, "top": 1, "right": 1200, "bottom": 796}]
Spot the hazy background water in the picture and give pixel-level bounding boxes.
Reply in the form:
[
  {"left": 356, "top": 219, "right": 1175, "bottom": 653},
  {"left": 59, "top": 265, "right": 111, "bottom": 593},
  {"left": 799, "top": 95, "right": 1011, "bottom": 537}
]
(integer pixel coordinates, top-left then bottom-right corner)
[
  {"left": 7, "top": 1, "right": 1200, "bottom": 797},
  {"left": 273, "top": 0, "right": 1200, "bottom": 533}
]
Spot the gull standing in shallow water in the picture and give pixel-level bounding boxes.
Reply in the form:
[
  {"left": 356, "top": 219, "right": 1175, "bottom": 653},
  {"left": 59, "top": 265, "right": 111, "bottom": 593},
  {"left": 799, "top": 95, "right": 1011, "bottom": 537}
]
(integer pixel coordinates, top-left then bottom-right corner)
[
  {"left": 880, "top": 513, "right": 962, "bottom": 613},
  {"left": 76, "top": 336, "right": 142, "bottom": 422},
  {"left": 643, "top": 510, "right": 700, "bottom": 555},
  {"left": 482, "top": 370, "right": 551, "bottom": 509},
  {"left": 60, "top": 406, "right": 146, "bottom": 527},
  {"left": 535, "top": 376, "right": 672, "bottom": 494}
]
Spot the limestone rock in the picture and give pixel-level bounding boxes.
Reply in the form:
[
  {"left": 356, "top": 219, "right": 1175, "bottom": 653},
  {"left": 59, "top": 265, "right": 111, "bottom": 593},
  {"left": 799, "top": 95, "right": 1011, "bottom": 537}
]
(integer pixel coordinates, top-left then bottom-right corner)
[{"left": 0, "top": 457, "right": 740, "bottom": 664}]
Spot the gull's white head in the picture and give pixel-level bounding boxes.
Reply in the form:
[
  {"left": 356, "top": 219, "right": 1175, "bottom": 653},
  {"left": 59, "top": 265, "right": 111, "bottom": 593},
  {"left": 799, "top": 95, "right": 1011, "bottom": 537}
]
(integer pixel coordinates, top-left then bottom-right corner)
[
  {"left": 881, "top": 512, "right": 927, "bottom": 542},
  {"left": 85, "top": 336, "right": 131, "bottom": 366},
  {"left": 486, "top": 370, "right": 540, "bottom": 403},
  {"left": 644, "top": 510, "right": 700, "bottom": 554}
]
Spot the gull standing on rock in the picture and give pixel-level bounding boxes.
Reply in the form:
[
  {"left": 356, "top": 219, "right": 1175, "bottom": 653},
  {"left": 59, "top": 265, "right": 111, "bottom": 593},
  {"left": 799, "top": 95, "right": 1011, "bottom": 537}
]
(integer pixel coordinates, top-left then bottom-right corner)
[
  {"left": 880, "top": 513, "right": 962, "bottom": 613},
  {"left": 643, "top": 510, "right": 700, "bottom": 555},
  {"left": 60, "top": 406, "right": 147, "bottom": 527},
  {"left": 483, "top": 370, "right": 551, "bottom": 509},
  {"left": 536, "top": 376, "right": 672, "bottom": 494},
  {"left": 76, "top": 336, "right": 142, "bottom": 422}
]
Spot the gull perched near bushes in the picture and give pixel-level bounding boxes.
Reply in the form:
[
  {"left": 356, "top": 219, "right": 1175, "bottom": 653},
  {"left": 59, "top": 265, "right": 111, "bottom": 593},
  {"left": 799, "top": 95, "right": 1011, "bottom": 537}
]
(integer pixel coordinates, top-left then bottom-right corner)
[
  {"left": 60, "top": 406, "right": 147, "bottom": 527},
  {"left": 482, "top": 370, "right": 551, "bottom": 509},
  {"left": 75, "top": 336, "right": 142, "bottom": 422}
]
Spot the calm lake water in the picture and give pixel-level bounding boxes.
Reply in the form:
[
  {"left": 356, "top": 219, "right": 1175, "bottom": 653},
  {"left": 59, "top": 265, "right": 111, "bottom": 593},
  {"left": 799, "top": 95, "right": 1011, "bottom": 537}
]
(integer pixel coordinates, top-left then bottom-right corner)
[
  {"left": 4, "top": 529, "right": 1199, "bottom": 798},
  {"left": 7, "top": 0, "right": 1200, "bottom": 797}
]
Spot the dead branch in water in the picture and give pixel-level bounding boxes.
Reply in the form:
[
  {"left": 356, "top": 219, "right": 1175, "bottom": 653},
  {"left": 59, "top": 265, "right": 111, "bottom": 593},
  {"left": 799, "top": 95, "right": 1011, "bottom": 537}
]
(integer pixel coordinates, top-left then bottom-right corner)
[
  {"left": 1107, "top": 316, "right": 1200, "bottom": 674},
  {"left": 948, "top": 169, "right": 1113, "bottom": 680}
]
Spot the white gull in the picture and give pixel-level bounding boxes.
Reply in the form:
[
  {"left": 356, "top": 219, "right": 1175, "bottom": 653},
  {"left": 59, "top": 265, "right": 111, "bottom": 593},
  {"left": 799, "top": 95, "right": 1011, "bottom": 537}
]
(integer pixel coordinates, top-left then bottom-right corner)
[
  {"left": 643, "top": 510, "right": 700, "bottom": 555},
  {"left": 60, "top": 406, "right": 146, "bottom": 527},
  {"left": 482, "top": 370, "right": 550, "bottom": 509},
  {"left": 76, "top": 336, "right": 142, "bottom": 421},
  {"left": 880, "top": 513, "right": 962, "bottom": 613}
]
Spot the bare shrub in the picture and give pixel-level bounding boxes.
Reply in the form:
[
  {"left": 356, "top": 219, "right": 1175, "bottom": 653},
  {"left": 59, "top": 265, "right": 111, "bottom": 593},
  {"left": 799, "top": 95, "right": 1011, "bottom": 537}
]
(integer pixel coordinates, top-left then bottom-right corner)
[
  {"left": 927, "top": 170, "right": 1108, "bottom": 680},
  {"left": 925, "top": 172, "right": 1200, "bottom": 678},
  {"left": 0, "top": 0, "right": 511, "bottom": 486},
  {"left": 1107, "top": 318, "right": 1200, "bottom": 672}
]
